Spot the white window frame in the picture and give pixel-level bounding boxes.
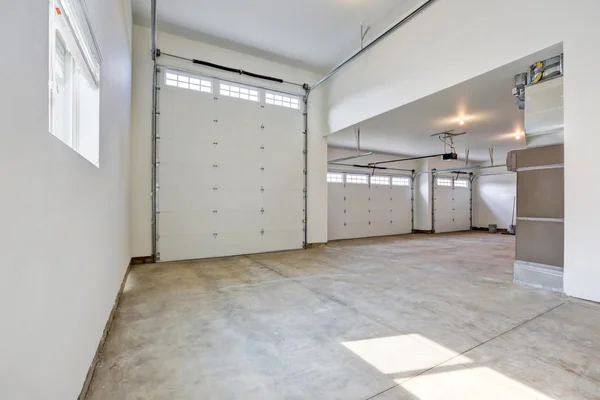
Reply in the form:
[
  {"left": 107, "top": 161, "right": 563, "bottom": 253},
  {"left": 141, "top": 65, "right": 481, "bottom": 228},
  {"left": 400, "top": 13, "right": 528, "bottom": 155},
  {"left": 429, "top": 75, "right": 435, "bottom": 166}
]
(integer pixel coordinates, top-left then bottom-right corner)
[
  {"left": 346, "top": 174, "right": 369, "bottom": 185},
  {"left": 392, "top": 176, "right": 411, "bottom": 187},
  {"left": 220, "top": 81, "right": 260, "bottom": 102},
  {"left": 265, "top": 91, "right": 301, "bottom": 110},
  {"left": 49, "top": 0, "right": 102, "bottom": 166},
  {"left": 165, "top": 70, "right": 212, "bottom": 93},
  {"left": 327, "top": 172, "right": 344, "bottom": 183},
  {"left": 370, "top": 176, "right": 391, "bottom": 186}
]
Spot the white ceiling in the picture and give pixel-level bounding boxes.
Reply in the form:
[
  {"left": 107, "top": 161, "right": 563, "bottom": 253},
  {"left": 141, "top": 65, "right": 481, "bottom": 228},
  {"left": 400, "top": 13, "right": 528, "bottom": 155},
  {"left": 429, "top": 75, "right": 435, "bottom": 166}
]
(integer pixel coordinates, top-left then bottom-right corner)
[
  {"left": 131, "top": 0, "right": 427, "bottom": 72},
  {"left": 328, "top": 44, "right": 563, "bottom": 162}
]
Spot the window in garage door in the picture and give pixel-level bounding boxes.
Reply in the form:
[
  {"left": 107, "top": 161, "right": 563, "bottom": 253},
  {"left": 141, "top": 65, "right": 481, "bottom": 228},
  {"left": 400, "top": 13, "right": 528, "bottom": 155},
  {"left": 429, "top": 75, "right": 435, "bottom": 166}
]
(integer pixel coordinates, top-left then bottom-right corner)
[{"left": 156, "top": 68, "right": 305, "bottom": 262}]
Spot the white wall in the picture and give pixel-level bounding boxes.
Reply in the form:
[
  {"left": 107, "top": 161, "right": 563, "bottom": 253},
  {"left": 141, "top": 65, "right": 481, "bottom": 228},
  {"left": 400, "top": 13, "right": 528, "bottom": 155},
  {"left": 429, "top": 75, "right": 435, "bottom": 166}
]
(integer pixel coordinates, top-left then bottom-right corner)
[
  {"left": 131, "top": 25, "right": 326, "bottom": 255},
  {"left": 473, "top": 173, "right": 517, "bottom": 229},
  {"left": 321, "top": 0, "right": 600, "bottom": 302},
  {"left": 0, "top": 0, "right": 132, "bottom": 399}
]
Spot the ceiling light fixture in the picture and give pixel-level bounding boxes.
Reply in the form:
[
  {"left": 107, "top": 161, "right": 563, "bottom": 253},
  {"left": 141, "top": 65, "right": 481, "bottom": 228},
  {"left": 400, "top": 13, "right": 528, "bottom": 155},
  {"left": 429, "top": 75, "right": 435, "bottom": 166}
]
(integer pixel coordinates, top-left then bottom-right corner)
[
  {"left": 459, "top": 119, "right": 465, "bottom": 126},
  {"left": 516, "top": 133, "right": 522, "bottom": 140}
]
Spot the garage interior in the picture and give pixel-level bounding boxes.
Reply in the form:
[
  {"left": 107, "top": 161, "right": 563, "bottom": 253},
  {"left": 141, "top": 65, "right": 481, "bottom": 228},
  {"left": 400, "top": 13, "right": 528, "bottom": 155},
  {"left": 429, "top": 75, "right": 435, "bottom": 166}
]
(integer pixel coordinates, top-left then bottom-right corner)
[{"left": 3, "top": 0, "right": 600, "bottom": 399}]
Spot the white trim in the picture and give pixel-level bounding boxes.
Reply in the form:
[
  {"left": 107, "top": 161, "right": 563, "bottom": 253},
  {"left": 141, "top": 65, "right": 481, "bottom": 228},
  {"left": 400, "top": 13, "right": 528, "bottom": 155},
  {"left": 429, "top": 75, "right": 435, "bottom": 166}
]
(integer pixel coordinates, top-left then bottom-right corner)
[
  {"left": 517, "top": 217, "right": 564, "bottom": 223},
  {"left": 516, "top": 164, "right": 564, "bottom": 172}
]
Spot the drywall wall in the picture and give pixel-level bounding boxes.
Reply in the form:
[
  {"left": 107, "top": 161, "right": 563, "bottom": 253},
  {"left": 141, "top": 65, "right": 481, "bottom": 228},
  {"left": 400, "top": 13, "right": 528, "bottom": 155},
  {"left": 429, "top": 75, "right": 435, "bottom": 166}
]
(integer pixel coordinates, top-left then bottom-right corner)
[
  {"left": 0, "top": 0, "right": 132, "bottom": 399},
  {"left": 473, "top": 173, "right": 517, "bottom": 229},
  {"left": 321, "top": 0, "right": 600, "bottom": 302},
  {"left": 131, "top": 25, "right": 326, "bottom": 255}
]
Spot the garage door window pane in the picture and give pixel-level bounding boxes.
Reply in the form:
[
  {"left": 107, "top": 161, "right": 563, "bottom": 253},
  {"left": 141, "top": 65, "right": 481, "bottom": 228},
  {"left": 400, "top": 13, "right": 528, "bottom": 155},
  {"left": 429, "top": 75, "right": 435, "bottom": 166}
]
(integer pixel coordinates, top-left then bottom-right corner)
[
  {"left": 327, "top": 173, "right": 344, "bottom": 183},
  {"left": 220, "top": 82, "right": 260, "bottom": 102},
  {"left": 370, "top": 176, "right": 390, "bottom": 186},
  {"left": 454, "top": 180, "right": 469, "bottom": 188},
  {"left": 165, "top": 70, "right": 212, "bottom": 93},
  {"left": 265, "top": 91, "right": 301, "bottom": 110},
  {"left": 346, "top": 174, "right": 368, "bottom": 184},
  {"left": 436, "top": 178, "right": 452, "bottom": 187},
  {"left": 392, "top": 176, "right": 410, "bottom": 186}
]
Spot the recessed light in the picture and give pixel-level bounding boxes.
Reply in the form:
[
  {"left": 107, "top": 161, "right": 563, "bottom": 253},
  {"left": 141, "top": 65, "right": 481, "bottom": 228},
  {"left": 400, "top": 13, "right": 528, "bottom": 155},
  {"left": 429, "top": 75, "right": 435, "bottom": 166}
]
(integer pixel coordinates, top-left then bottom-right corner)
[{"left": 459, "top": 120, "right": 465, "bottom": 126}]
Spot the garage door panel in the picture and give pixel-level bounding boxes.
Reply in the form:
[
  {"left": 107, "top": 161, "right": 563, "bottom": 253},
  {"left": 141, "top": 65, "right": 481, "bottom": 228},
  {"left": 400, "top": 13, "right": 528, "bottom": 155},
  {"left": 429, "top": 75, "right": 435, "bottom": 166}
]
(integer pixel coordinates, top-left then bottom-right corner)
[
  {"left": 259, "top": 229, "right": 304, "bottom": 252},
  {"left": 160, "top": 138, "right": 218, "bottom": 165},
  {"left": 160, "top": 211, "right": 217, "bottom": 237},
  {"left": 160, "top": 184, "right": 218, "bottom": 212},
  {"left": 159, "top": 162, "right": 217, "bottom": 188},
  {"left": 262, "top": 150, "right": 303, "bottom": 171},
  {"left": 218, "top": 209, "right": 264, "bottom": 233},
  {"left": 260, "top": 190, "right": 303, "bottom": 208},
  {"left": 370, "top": 222, "right": 397, "bottom": 236},
  {"left": 215, "top": 189, "right": 262, "bottom": 209},
  {"left": 345, "top": 222, "right": 370, "bottom": 238},
  {"left": 370, "top": 209, "right": 393, "bottom": 222},
  {"left": 261, "top": 208, "right": 303, "bottom": 230},
  {"left": 159, "top": 234, "right": 221, "bottom": 262}
]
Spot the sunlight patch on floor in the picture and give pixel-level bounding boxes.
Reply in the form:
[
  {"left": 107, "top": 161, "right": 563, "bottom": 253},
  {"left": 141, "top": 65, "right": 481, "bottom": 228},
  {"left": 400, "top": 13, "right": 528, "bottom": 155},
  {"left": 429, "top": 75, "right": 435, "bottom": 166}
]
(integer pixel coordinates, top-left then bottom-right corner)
[
  {"left": 401, "top": 366, "right": 556, "bottom": 400},
  {"left": 342, "top": 334, "right": 472, "bottom": 375}
]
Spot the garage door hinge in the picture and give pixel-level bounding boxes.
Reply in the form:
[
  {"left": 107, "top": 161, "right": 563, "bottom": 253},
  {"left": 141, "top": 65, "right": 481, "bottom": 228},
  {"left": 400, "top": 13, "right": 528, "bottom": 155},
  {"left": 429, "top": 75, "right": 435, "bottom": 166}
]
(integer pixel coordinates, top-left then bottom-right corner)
[
  {"left": 260, "top": 186, "right": 265, "bottom": 192},
  {"left": 213, "top": 142, "right": 218, "bottom": 146},
  {"left": 261, "top": 208, "right": 265, "bottom": 214},
  {"left": 213, "top": 233, "right": 218, "bottom": 238},
  {"left": 213, "top": 209, "right": 218, "bottom": 214},
  {"left": 303, "top": 149, "right": 307, "bottom": 154},
  {"left": 344, "top": 222, "right": 347, "bottom": 227},
  {"left": 213, "top": 187, "right": 218, "bottom": 191},
  {"left": 261, "top": 124, "right": 265, "bottom": 130},
  {"left": 261, "top": 166, "right": 265, "bottom": 171},
  {"left": 261, "top": 229, "right": 265, "bottom": 236},
  {"left": 261, "top": 145, "right": 265, "bottom": 150},
  {"left": 303, "top": 169, "right": 307, "bottom": 175},
  {"left": 344, "top": 209, "right": 347, "bottom": 214},
  {"left": 213, "top": 119, "right": 218, "bottom": 123},
  {"left": 368, "top": 221, "right": 371, "bottom": 225},
  {"left": 303, "top": 130, "right": 307, "bottom": 135},
  {"left": 390, "top": 221, "right": 393, "bottom": 224}
]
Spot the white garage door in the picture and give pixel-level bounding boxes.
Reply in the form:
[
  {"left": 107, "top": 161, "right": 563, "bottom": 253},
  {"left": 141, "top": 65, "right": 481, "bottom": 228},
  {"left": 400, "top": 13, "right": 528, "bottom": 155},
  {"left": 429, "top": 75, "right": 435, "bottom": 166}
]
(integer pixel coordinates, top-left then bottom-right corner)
[
  {"left": 433, "top": 175, "right": 471, "bottom": 233},
  {"left": 156, "top": 68, "right": 305, "bottom": 262},
  {"left": 328, "top": 173, "right": 412, "bottom": 240}
]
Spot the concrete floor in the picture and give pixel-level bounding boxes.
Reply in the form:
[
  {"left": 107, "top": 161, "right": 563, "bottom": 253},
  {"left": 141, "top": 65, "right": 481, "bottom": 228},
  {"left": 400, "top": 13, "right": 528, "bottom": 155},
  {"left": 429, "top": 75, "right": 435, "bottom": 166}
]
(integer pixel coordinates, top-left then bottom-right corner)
[{"left": 86, "top": 232, "right": 600, "bottom": 400}]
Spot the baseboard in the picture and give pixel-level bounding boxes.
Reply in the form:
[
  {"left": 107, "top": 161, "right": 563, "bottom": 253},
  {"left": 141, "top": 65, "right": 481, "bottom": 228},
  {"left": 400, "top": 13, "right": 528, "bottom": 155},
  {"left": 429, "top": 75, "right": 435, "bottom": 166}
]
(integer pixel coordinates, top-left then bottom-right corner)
[
  {"left": 513, "top": 260, "right": 564, "bottom": 293},
  {"left": 413, "top": 229, "right": 434, "bottom": 234},
  {"left": 306, "top": 242, "right": 327, "bottom": 249},
  {"left": 77, "top": 261, "right": 133, "bottom": 400},
  {"left": 471, "top": 227, "right": 509, "bottom": 233},
  {"left": 130, "top": 255, "right": 154, "bottom": 265}
]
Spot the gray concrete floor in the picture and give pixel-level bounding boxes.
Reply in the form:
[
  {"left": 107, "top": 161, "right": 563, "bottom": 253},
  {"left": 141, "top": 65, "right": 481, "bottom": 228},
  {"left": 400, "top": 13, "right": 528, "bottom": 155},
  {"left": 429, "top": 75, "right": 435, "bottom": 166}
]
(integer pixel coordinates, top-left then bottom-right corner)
[{"left": 86, "top": 232, "right": 600, "bottom": 400}]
